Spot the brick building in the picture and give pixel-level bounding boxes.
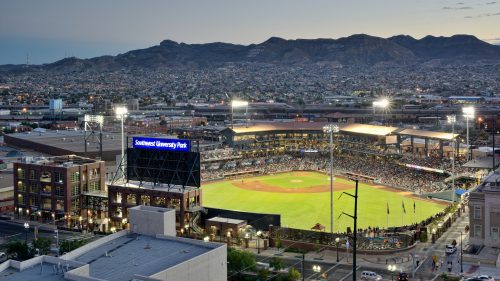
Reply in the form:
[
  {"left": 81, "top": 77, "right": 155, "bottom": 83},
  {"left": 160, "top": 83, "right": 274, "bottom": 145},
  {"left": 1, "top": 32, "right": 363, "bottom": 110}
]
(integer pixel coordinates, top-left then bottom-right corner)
[{"left": 13, "top": 155, "right": 106, "bottom": 227}]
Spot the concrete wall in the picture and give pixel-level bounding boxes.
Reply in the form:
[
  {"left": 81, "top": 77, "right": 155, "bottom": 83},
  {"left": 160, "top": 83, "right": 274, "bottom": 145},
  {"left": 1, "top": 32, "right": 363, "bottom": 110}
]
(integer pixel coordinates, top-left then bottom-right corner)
[
  {"left": 150, "top": 244, "right": 227, "bottom": 281},
  {"left": 61, "top": 230, "right": 128, "bottom": 260},
  {"left": 129, "top": 205, "right": 176, "bottom": 237}
]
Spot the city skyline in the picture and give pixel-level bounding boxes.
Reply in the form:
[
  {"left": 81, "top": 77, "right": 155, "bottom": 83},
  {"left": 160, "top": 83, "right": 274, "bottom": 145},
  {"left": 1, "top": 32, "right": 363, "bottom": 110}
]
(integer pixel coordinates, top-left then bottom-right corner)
[{"left": 1, "top": 0, "right": 499, "bottom": 64}]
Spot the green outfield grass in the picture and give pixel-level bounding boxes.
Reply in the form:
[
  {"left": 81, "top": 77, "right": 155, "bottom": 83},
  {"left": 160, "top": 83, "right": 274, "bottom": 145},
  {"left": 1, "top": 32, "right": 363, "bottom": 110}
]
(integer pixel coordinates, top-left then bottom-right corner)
[{"left": 202, "top": 171, "right": 447, "bottom": 231}]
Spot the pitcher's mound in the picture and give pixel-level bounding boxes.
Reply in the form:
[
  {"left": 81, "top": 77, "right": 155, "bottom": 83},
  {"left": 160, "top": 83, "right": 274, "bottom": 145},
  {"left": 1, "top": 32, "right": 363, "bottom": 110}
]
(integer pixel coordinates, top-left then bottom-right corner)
[{"left": 290, "top": 180, "right": 303, "bottom": 183}]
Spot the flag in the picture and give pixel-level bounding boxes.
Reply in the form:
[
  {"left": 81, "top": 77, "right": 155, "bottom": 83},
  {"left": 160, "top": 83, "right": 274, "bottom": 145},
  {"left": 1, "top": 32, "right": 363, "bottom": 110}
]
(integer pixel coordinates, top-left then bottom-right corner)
[
  {"left": 387, "top": 202, "right": 390, "bottom": 215},
  {"left": 413, "top": 201, "right": 416, "bottom": 214},
  {"left": 402, "top": 201, "right": 406, "bottom": 214}
]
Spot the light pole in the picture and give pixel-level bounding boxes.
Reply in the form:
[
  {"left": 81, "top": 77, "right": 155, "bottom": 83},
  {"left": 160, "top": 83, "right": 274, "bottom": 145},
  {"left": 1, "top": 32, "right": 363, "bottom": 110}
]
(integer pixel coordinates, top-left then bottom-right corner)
[
  {"left": 231, "top": 100, "right": 248, "bottom": 129},
  {"left": 388, "top": 264, "right": 396, "bottom": 281},
  {"left": 24, "top": 222, "right": 29, "bottom": 244},
  {"left": 335, "top": 237, "right": 340, "bottom": 262},
  {"left": 54, "top": 229, "right": 59, "bottom": 249},
  {"left": 460, "top": 231, "right": 463, "bottom": 273},
  {"left": 115, "top": 106, "right": 128, "bottom": 180},
  {"left": 256, "top": 230, "right": 262, "bottom": 254},
  {"left": 373, "top": 98, "right": 389, "bottom": 124},
  {"left": 462, "top": 106, "right": 475, "bottom": 161},
  {"left": 447, "top": 115, "right": 457, "bottom": 203},
  {"left": 323, "top": 124, "right": 339, "bottom": 233}
]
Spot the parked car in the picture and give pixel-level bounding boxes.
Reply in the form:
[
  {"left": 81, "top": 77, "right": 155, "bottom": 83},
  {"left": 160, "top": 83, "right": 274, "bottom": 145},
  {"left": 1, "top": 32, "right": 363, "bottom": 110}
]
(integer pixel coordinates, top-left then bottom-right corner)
[
  {"left": 397, "top": 272, "right": 409, "bottom": 281},
  {"left": 446, "top": 244, "right": 457, "bottom": 254},
  {"left": 465, "top": 276, "right": 495, "bottom": 281},
  {"left": 361, "top": 270, "right": 382, "bottom": 280}
]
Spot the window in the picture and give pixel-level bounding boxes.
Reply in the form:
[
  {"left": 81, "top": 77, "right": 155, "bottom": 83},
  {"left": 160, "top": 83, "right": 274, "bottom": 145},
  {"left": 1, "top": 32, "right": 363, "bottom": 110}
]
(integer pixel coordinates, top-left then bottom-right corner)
[
  {"left": 42, "top": 198, "right": 51, "bottom": 210},
  {"left": 17, "top": 194, "right": 25, "bottom": 205},
  {"left": 89, "top": 181, "right": 100, "bottom": 192},
  {"left": 474, "top": 206, "right": 482, "bottom": 219},
  {"left": 492, "top": 227, "right": 499, "bottom": 240},
  {"left": 474, "top": 224, "right": 482, "bottom": 238},
  {"left": 71, "top": 198, "right": 80, "bottom": 212},
  {"left": 17, "top": 181, "right": 26, "bottom": 192},
  {"left": 55, "top": 200, "right": 64, "bottom": 211},
  {"left": 55, "top": 172, "right": 63, "bottom": 183},
  {"left": 55, "top": 186, "right": 64, "bottom": 197},
  {"left": 140, "top": 195, "right": 150, "bottom": 206},
  {"left": 30, "top": 196, "right": 39, "bottom": 207},
  {"left": 29, "top": 170, "right": 37, "bottom": 180},
  {"left": 71, "top": 172, "right": 80, "bottom": 183},
  {"left": 17, "top": 168, "right": 25, "bottom": 179},
  {"left": 41, "top": 185, "right": 52, "bottom": 195},
  {"left": 71, "top": 184, "right": 80, "bottom": 196},
  {"left": 30, "top": 183, "right": 39, "bottom": 194},
  {"left": 40, "top": 171, "right": 51, "bottom": 182}
]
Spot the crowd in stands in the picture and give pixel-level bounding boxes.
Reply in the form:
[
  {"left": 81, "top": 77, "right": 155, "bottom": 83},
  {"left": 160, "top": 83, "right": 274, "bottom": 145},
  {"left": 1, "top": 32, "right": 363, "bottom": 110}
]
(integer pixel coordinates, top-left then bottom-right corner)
[{"left": 200, "top": 150, "right": 460, "bottom": 194}]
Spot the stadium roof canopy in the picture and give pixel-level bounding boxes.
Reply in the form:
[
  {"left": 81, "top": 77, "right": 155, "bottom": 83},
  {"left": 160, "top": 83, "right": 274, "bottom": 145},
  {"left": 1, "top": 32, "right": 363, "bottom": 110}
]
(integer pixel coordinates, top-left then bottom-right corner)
[
  {"left": 340, "top": 123, "right": 399, "bottom": 136},
  {"left": 397, "top": 128, "right": 459, "bottom": 140},
  {"left": 229, "top": 122, "right": 329, "bottom": 134}
]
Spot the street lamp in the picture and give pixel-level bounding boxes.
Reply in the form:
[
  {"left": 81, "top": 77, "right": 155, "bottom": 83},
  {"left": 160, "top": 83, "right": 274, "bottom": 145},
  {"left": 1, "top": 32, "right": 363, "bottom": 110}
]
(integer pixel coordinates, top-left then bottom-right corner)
[
  {"left": 335, "top": 237, "right": 340, "bottom": 262},
  {"left": 447, "top": 115, "right": 457, "bottom": 203},
  {"left": 460, "top": 231, "right": 464, "bottom": 273},
  {"left": 115, "top": 106, "right": 128, "bottom": 180},
  {"left": 462, "top": 106, "right": 475, "bottom": 161},
  {"left": 256, "top": 230, "right": 262, "bottom": 254},
  {"left": 323, "top": 124, "right": 339, "bottom": 233},
  {"left": 231, "top": 100, "right": 249, "bottom": 129},
  {"left": 24, "top": 222, "right": 29, "bottom": 244},
  {"left": 312, "top": 264, "right": 321, "bottom": 279},
  {"left": 387, "top": 264, "right": 396, "bottom": 281}
]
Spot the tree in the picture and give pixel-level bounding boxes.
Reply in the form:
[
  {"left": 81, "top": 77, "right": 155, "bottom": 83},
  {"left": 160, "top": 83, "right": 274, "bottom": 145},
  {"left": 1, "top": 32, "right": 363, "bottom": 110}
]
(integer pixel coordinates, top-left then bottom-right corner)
[
  {"left": 227, "top": 248, "right": 256, "bottom": 272},
  {"left": 257, "top": 268, "right": 270, "bottom": 280},
  {"left": 32, "top": 237, "right": 51, "bottom": 255},
  {"left": 276, "top": 267, "right": 301, "bottom": 281},
  {"left": 6, "top": 240, "right": 33, "bottom": 261},
  {"left": 59, "top": 239, "right": 88, "bottom": 255},
  {"left": 270, "top": 256, "right": 285, "bottom": 271}
]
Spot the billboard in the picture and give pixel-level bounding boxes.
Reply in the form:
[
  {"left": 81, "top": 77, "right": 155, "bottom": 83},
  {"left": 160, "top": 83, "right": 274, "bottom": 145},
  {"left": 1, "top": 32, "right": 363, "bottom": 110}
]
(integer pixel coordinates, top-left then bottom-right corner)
[
  {"left": 127, "top": 141, "right": 200, "bottom": 188},
  {"left": 132, "top": 137, "right": 190, "bottom": 152}
]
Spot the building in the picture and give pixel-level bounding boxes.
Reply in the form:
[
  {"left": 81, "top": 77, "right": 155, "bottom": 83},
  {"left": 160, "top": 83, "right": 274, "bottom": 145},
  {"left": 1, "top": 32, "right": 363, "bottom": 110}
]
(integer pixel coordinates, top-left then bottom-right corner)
[
  {"left": 108, "top": 182, "right": 202, "bottom": 231},
  {"left": 0, "top": 205, "right": 227, "bottom": 281},
  {"left": 0, "top": 186, "right": 13, "bottom": 213},
  {"left": 468, "top": 169, "right": 500, "bottom": 248},
  {"left": 4, "top": 130, "right": 122, "bottom": 161},
  {"left": 13, "top": 155, "right": 106, "bottom": 227}
]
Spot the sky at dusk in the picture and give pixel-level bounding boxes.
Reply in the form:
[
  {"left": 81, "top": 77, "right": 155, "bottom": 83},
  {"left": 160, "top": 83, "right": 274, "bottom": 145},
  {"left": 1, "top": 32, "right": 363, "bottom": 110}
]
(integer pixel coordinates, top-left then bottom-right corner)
[{"left": 1, "top": 0, "right": 499, "bottom": 64}]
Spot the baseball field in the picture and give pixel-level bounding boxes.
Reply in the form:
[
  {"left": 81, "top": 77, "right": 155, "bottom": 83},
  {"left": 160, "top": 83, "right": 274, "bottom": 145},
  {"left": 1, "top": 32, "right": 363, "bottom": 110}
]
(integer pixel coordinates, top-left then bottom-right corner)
[{"left": 202, "top": 171, "right": 447, "bottom": 231}]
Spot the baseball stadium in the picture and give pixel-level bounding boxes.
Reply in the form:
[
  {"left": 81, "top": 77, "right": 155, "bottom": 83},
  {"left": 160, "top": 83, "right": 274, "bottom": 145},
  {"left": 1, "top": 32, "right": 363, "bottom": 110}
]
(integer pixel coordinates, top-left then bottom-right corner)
[{"left": 200, "top": 122, "right": 478, "bottom": 232}]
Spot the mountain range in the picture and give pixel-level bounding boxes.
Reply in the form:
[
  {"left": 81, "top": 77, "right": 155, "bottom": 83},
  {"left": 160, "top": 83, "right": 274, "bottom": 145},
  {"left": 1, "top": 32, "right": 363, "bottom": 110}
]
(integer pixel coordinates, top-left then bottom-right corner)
[{"left": 5, "top": 34, "right": 500, "bottom": 71}]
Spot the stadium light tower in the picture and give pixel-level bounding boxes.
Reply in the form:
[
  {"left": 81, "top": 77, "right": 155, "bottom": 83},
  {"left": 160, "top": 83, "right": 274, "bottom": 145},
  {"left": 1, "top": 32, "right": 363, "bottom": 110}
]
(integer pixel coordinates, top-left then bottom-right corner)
[
  {"left": 231, "top": 100, "right": 249, "bottom": 129},
  {"left": 373, "top": 98, "right": 390, "bottom": 124},
  {"left": 447, "top": 115, "right": 456, "bottom": 203},
  {"left": 115, "top": 106, "right": 128, "bottom": 180},
  {"left": 462, "top": 106, "right": 475, "bottom": 161},
  {"left": 323, "top": 123, "right": 339, "bottom": 233}
]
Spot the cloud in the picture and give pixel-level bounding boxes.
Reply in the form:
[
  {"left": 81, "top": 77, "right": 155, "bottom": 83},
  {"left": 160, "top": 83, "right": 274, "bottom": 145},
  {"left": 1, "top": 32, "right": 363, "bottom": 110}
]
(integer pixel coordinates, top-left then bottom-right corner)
[
  {"left": 486, "top": 2, "right": 497, "bottom": 5},
  {"left": 456, "top": 2, "right": 465, "bottom": 4},
  {"left": 443, "top": 6, "right": 473, "bottom": 9},
  {"left": 483, "top": 38, "right": 500, "bottom": 45},
  {"left": 465, "top": 11, "right": 500, "bottom": 18}
]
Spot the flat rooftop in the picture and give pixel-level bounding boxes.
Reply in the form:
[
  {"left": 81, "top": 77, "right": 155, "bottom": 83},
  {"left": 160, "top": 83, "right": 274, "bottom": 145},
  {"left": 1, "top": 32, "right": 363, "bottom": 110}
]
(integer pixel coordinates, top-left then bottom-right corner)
[
  {"left": 0, "top": 263, "right": 69, "bottom": 281},
  {"left": 6, "top": 130, "right": 122, "bottom": 153},
  {"left": 74, "top": 235, "right": 214, "bottom": 281}
]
